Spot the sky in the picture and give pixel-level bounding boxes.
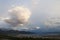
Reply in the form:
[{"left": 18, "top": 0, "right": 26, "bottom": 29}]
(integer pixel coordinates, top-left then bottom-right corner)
[{"left": 0, "top": 0, "right": 60, "bottom": 31}]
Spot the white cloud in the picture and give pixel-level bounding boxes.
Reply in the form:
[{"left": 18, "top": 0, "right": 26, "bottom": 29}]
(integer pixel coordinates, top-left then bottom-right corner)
[
  {"left": 0, "top": 6, "right": 31, "bottom": 27},
  {"left": 43, "top": 0, "right": 60, "bottom": 28},
  {"left": 44, "top": 17, "right": 60, "bottom": 27},
  {"left": 5, "top": 6, "right": 31, "bottom": 27},
  {"left": 0, "top": 17, "right": 10, "bottom": 21},
  {"left": 36, "top": 26, "right": 40, "bottom": 29}
]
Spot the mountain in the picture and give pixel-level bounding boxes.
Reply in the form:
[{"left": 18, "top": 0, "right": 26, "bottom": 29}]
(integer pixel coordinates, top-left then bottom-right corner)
[
  {"left": 0, "top": 29, "right": 36, "bottom": 37},
  {"left": 0, "top": 28, "right": 60, "bottom": 37},
  {"left": 0, "top": 28, "right": 60, "bottom": 38},
  {"left": 29, "top": 28, "right": 60, "bottom": 36}
]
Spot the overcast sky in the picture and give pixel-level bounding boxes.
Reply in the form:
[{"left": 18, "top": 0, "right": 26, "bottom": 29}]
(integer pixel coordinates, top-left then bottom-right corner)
[{"left": 0, "top": 0, "right": 60, "bottom": 30}]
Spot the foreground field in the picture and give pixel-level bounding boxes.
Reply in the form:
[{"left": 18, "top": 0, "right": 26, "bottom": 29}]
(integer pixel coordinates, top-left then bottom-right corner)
[{"left": 0, "top": 35, "right": 60, "bottom": 40}]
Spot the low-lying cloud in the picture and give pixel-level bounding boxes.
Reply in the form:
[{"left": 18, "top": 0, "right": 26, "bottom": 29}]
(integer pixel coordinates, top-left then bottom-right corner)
[{"left": 44, "top": 17, "right": 60, "bottom": 27}]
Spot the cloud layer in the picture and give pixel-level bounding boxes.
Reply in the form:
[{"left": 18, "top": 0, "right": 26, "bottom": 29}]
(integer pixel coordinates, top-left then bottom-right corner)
[{"left": 44, "top": 17, "right": 60, "bottom": 28}]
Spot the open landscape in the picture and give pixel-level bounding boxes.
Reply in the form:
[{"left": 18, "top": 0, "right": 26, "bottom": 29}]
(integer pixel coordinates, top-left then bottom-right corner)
[
  {"left": 0, "top": 0, "right": 60, "bottom": 40},
  {"left": 0, "top": 29, "right": 60, "bottom": 40},
  {"left": 0, "top": 34, "right": 60, "bottom": 40}
]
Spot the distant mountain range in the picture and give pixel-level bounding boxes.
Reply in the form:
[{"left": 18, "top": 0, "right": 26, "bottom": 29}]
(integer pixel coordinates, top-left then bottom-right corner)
[
  {"left": 0, "top": 29, "right": 35, "bottom": 34},
  {"left": 0, "top": 28, "right": 60, "bottom": 37},
  {"left": 0, "top": 29, "right": 36, "bottom": 37},
  {"left": 0, "top": 29, "right": 60, "bottom": 39},
  {"left": 29, "top": 28, "right": 60, "bottom": 35}
]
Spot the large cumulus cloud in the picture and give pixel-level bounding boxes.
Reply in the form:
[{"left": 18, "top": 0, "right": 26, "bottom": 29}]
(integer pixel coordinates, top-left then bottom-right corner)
[{"left": 4, "top": 6, "right": 31, "bottom": 27}]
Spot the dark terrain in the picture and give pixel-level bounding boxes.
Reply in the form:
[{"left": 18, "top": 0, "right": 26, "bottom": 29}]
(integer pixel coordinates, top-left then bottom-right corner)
[{"left": 0, "top": 29, "right": 60, "bottom": 40}]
